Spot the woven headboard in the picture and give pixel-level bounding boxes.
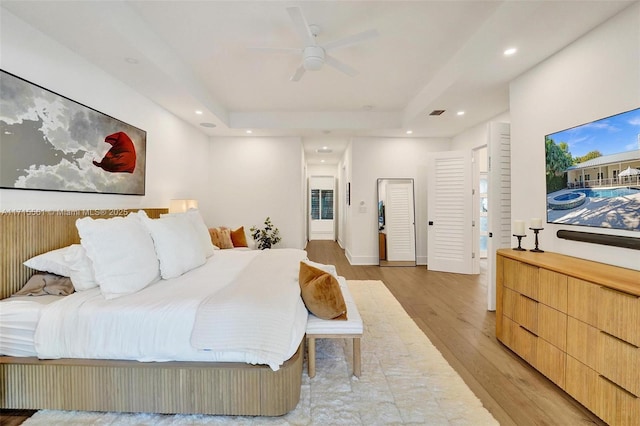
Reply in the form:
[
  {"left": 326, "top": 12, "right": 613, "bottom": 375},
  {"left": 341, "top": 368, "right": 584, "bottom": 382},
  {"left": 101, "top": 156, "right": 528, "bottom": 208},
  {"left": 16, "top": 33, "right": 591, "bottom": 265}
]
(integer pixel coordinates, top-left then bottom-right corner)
[{"left": 0, "top": 208, "right": 167, "bottom": 299}]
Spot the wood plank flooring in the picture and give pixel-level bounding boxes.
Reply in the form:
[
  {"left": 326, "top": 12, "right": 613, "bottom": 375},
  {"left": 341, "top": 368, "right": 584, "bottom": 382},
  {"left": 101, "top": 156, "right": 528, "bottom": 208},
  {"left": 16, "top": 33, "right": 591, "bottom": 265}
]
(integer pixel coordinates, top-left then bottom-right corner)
[
  {"left": 1, "top": 241, "right": 605, "bottom": 425},
  {"left": 305, "top": 240, "right": 605, "bottom": 426}
]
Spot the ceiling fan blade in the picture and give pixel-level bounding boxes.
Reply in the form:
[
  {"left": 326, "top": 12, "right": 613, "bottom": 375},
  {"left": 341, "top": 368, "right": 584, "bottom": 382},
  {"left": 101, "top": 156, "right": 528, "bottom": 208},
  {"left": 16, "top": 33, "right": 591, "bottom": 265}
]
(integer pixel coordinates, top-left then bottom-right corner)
[
  {"left": 325, "top": 55, "right": 358, "bottom": 77},
  {"left": 290, "top": 65, "right": 306, "bottom": 82},
  {"left": 286, "top": 6, "right": 317, "bottom": 46},
  {"left": 322, "top": 29, "right": 379, "bottom": 51},
  {"left": 247, "top": 47, "right": 302, "bottom": 54}
]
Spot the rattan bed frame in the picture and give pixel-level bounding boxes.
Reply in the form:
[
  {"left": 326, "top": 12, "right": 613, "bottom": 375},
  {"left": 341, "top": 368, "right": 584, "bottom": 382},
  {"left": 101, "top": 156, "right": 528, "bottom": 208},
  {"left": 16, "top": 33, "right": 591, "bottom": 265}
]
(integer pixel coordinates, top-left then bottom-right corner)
[{"left": 0, "top": 209, "right": 303, "bottom": 415}]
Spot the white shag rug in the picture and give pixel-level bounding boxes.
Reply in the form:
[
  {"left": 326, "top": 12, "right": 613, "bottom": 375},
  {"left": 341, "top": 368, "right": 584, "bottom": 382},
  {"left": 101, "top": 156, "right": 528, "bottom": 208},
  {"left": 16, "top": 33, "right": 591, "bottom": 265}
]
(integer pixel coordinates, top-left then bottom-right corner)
[{"left": 23, "top": 280, "right": 498, "bottom": 426}]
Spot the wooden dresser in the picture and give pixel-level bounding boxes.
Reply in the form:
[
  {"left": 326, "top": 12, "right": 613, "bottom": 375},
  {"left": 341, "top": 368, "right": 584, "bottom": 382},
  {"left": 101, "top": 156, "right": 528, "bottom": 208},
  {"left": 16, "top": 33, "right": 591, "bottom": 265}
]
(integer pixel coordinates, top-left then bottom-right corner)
[{"left": 496, "top": 249, "right": 639, "bottom": 425}]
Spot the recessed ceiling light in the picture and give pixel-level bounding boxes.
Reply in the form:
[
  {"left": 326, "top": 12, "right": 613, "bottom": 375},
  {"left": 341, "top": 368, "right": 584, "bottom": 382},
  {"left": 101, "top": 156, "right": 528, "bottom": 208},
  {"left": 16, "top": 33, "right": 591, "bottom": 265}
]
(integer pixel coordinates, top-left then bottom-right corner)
[
  {"left": 504, "top": 47, "right": 517, "bottom": 56},
  {"left": 457, "top": 111, "right": 465, "bottom": 116},
  {"left": 124, "top": 57, "right": 139, "bottom": 64},
  {"left": 406, "top": 130, "right": 413, "bottom": 135},
  {"left": 316, "top": 147, "right": 333, "bottom": 153},
  {"left": 195, "top": 110, "right": 203, "bottom": 115},
  {"left": 321, "top": 160, "right": 325, "bottom": 163},
  {"left": 246, "top": 130, "right": 253, "bottom": 134},
  {"left": 200, "top": 122, "right": 216, "bottom": 128}
]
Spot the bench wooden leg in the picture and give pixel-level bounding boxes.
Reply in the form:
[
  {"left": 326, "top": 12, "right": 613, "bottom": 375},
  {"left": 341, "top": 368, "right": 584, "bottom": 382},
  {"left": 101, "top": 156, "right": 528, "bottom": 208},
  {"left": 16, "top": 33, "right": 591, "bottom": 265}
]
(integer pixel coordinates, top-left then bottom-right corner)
[
  {"left": 353, "top": 337, "right": 361, "bottom": 377},
  {"left": 308, "top": 336, "right": 316, "bottom": 378}
]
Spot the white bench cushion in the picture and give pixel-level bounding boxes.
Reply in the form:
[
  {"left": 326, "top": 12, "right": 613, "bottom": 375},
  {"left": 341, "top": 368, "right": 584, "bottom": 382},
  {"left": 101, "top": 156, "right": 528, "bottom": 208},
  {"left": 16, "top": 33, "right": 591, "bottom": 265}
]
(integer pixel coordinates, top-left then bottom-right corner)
[{"left": 306, "top": 277, "right": 363, "bottom": 335}]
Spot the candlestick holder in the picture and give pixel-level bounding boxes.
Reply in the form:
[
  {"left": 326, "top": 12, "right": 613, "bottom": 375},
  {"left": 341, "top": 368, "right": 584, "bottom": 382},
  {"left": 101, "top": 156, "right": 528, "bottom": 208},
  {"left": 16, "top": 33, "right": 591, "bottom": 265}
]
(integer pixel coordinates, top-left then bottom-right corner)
[
  {"left": 513, "top": 234, "right": 526, "bottom": 251},
  {"left": 529, "top": 227, "right": 544, "bottom": 252}
]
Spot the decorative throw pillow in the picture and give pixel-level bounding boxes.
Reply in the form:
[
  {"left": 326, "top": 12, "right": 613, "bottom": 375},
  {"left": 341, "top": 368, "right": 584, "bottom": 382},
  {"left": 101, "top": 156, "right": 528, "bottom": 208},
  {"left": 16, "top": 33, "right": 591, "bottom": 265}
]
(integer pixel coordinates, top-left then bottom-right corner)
[
  {"left": 64, "top": 244, "right": 99, "bottom": 291},
  {"left": 140, "top": 212, "right": 207, "bottom": 279},
  {"left": 209, "top": 227, "right": 234, "bottom": 249},
  {"left": 160, "top": 209, "right": 215, "bottom": 258},
  {"left": 76, "top": 213, "right": 160, "bottom": 300},
  {"left": 23, "top": 245, "right": 74, "bottom": 277},
  {"left": 299, "top": 261, "right": 347, "bottom": 320},
  {"left": 230, "top": 226, "right": 248, "bottom": 248}
]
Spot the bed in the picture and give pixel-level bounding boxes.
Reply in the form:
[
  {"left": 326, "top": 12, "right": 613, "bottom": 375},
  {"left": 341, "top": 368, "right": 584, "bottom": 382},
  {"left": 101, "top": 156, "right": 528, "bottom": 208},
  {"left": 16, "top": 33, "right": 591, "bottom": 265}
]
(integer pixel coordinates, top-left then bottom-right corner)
[{"left": 0, "top": 209, "right": 305, "bottom": 416}]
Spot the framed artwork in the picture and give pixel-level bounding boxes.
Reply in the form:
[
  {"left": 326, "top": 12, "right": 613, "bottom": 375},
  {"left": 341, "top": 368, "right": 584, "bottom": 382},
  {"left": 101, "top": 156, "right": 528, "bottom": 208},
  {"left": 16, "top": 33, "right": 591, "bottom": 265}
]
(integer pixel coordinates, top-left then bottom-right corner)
[
  {"left": 0, "top": 70, "right": 146, "bottom": 195},
  {"left": 346, "top": 182, "right": 351, "bottom": 206}
]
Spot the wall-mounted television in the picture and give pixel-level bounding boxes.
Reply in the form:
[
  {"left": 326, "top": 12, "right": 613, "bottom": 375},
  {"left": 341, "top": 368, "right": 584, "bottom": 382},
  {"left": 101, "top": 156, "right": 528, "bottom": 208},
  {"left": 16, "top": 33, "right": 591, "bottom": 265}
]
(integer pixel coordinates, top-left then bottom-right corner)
[{"left": 545, "top": 107, "right": 640, "bottom": 232}]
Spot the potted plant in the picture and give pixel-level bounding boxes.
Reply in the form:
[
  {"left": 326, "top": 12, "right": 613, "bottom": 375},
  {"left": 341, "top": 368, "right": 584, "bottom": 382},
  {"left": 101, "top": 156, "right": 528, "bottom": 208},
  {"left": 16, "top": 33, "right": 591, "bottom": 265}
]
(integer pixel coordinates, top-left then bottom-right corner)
[{"left": 250, "top": 217, "right": 281, "bottom": 250}]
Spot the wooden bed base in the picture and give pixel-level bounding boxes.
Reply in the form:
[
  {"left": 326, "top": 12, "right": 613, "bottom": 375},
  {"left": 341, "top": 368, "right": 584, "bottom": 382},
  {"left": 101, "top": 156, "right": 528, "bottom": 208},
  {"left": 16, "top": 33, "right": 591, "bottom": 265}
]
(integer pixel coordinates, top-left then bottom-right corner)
[{"left": 0, "top": 209, "right": 303, "bottom": 416}]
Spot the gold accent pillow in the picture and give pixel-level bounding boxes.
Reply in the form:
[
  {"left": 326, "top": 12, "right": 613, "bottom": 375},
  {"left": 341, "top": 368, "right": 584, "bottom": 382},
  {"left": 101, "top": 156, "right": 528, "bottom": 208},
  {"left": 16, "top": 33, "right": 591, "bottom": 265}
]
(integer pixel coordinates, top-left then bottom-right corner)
[
  {"left": 230, "top": 226, "right": 248, "bottom": 248},
  {"left": 208, "top": 227, "right": 234, "bottom": 249},
  {"left": 299, "top": 262, "right": 347, "bottom": 320}
]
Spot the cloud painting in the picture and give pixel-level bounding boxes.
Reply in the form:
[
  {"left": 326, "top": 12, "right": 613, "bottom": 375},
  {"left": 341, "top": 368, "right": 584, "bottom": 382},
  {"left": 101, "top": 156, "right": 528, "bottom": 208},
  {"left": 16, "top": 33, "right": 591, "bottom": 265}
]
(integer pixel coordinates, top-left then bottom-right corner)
[{"left": 0, "top": 70, "right": 146, "bottom": 195}]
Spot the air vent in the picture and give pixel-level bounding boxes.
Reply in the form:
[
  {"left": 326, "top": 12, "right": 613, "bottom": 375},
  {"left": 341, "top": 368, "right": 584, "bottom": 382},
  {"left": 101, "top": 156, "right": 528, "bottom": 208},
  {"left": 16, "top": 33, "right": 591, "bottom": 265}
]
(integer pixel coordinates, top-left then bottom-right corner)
[{"left": 429, "top": 110, "right": 446, "bottom": 116}]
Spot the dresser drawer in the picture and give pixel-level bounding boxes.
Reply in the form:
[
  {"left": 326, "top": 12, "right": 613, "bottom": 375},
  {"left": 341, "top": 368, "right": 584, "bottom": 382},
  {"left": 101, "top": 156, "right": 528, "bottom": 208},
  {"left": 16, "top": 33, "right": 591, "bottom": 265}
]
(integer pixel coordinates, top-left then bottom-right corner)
[
  {"left": 598, "top": 286, "right": 640, "bottom": 347},
  {"left": 566, "top": 356, "right": 598, "bottom": 411},
  {"left": 502, "top": 287, "right": 518, "bottom": 321},
  {"left": 501, "top": 316, "right": 537, "bottom": 365},
  {"left": 596, "top": 374, "right": 640, "bottom": 426},
  {"left": 538, "top": 304, "right": 566, "bottom": 351},
  {"left": 514, "top": 293, "right": 538, "bottom": 334},
  {"left": 514, "top": 262, "right": 538, "bottom": 300},
  {"left": 567, "top": 277, "right": 599, "bottom": 326},
  {"left": 598, "top": 330, "right": 640, "bottom": 397},
  {"left": 538, "top": 269, "right": 567, "bottom": 313},
  {"left": 566, "top": 317, "right": 598, "bottom": 370},
  {"left": 537, "top": 338, "right": 565, "bottom": 388}
]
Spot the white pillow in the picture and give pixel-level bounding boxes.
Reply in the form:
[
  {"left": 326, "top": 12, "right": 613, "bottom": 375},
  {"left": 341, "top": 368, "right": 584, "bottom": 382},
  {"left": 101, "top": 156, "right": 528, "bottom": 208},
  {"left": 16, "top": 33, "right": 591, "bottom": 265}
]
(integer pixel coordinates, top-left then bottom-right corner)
[
  {"left": 76, "top": 213, "right": 160, "bottom": 300},
  {"left": 140, "top": 212, "right": 207, "bottom": 279},
  {"left": 23, "top": 246, "right": 73, "bottom": 277},
  {"left": 302, "top": 260, "right": 338, "bottom": 278},
  {"left": 64, "top": 244, "right": 98, "bottom": 291},
  {"left": 161, "top": 208, "right": 215, "bottom": 257}
]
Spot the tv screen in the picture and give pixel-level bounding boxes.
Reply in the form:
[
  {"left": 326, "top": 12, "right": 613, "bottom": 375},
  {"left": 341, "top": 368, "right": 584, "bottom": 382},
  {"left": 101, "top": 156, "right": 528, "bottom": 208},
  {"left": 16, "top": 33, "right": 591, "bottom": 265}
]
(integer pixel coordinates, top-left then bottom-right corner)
[{"left": 545, "top": 107, "right": 640, "bottom": 232}]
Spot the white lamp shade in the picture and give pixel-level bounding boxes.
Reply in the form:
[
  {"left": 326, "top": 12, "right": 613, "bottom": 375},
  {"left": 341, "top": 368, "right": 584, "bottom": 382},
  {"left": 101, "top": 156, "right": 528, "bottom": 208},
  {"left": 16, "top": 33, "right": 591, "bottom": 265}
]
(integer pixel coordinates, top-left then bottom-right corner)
[{"left": 169, "top": 199, "right": 198, "bottom": 213}]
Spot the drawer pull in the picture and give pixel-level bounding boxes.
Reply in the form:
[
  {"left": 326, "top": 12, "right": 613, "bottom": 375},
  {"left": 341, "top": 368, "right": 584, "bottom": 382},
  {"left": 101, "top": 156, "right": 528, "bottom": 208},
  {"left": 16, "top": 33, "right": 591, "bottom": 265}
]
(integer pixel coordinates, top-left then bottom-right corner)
[
  {"left": 520, "top": 294, "right": 539, "bottom": 303},
  {"left": 519, "top": 325, "right": 538, "bottom": 337},
  {"left": 599, "top": 375, "right": 639, "bottom": 399},
  {"left": 600, "top": 330, "right": 639, "bottom": 349},
  {"left": 600, "top": 286, "right": 639, "bottom": 299}
]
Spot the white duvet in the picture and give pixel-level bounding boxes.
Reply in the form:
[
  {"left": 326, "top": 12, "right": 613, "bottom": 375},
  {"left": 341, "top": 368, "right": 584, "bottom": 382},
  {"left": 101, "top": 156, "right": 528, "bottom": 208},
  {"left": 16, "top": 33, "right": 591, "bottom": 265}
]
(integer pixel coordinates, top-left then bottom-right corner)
[{"left": 34, "top": 249, "right": 308, "bottom": 371}]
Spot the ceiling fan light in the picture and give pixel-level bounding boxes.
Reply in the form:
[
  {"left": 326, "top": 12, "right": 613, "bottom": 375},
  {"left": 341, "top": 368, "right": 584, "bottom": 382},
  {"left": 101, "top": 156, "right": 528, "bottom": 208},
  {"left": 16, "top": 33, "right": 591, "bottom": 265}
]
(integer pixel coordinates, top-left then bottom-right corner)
[{"left": 303, "top": 46, "right": 325, "bottom": 71}]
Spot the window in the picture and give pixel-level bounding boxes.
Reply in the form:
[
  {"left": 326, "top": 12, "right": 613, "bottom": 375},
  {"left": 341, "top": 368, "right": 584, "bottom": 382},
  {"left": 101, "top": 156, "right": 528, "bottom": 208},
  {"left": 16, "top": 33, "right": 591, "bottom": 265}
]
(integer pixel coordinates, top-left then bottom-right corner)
[{"left": 311, "top": 189, "right": 333, "bottom": 220}]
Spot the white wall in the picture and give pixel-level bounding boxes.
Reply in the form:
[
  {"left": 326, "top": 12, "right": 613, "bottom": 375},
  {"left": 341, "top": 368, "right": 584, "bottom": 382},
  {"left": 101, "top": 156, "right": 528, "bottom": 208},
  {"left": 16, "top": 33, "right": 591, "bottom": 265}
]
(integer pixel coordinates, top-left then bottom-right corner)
[
  {"left": 346, "top": 137, "right": 451, "bottom": 265},
  {"left": 510, "top": 3, "right": 640, "bottom": 270},
  {"left": 0, "top": 10, "right": 210, "bottom": 212},
  {"left": 205, "top": 137, "right": 305, "bottom": 249}
]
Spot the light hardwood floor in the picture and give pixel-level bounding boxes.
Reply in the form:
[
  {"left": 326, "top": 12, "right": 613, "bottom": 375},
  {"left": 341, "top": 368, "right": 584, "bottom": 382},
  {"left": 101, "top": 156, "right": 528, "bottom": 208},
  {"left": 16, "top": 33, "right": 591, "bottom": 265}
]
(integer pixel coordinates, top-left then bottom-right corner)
[
  {"left": 305, "top": 240, "right": 605, "bottom": 426},
  {"left": 1, "top": 241, "right": 605, "bottom": 425}
]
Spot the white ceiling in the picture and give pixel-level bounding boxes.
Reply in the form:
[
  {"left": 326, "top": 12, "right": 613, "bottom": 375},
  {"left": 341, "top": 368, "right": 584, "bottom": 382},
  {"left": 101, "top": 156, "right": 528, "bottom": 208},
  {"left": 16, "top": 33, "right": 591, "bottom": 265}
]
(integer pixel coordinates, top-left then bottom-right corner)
[{"left": 1, "top": 1, "right": 635, "bottom": 164}]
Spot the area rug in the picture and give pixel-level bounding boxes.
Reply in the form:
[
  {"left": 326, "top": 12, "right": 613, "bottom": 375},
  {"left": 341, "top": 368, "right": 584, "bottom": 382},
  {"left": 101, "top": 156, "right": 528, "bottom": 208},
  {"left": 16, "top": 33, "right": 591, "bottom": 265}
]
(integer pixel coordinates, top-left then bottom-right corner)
[{"left": 24, "top": 280, "right": 497, "bottom": 425}]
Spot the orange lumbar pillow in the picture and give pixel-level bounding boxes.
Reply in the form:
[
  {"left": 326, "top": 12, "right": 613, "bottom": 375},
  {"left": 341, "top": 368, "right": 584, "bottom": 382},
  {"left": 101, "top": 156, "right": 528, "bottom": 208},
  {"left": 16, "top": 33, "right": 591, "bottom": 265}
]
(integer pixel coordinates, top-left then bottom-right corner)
[
  {"left": 299, "top": 261, "right": 347, "bottom": 320},
  {"left": 230, "top": 226, "right": 248, "bottom": 248}
]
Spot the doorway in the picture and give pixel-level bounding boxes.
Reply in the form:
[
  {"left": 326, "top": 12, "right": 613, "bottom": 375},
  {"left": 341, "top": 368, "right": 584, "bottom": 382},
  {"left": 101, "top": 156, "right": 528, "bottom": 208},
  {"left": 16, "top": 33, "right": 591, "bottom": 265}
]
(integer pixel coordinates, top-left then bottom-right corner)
[{"left": 309, "top": 176, "right": 335, "bottom": 240}]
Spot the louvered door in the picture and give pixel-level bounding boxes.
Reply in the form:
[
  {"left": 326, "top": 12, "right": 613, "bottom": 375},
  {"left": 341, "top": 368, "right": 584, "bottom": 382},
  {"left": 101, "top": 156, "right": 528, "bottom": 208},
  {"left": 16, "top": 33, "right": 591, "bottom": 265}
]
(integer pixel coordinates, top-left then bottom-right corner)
[
  {"left": 385, "top": 181, "right": 416, "bottom": 261},
  {"left": 487, "top": 122, "right": 511, "bottom": 310},
  {"left": 427, "top": 150, "right": 472, "bottom": 273}
]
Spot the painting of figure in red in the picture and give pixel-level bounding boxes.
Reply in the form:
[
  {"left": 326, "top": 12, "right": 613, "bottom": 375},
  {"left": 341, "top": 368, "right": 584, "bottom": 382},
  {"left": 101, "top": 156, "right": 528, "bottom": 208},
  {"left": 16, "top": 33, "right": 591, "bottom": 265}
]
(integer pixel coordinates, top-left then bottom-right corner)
[{"left": 93, "top": 132, "right": 136, "bottom": 173}]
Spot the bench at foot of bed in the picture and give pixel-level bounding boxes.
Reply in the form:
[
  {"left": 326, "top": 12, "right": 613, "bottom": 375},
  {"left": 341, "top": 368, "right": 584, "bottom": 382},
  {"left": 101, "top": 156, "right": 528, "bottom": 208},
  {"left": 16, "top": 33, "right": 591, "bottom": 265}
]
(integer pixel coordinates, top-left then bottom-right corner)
[{"left": 306, "top": 278, "right": 363, "bottom": 378}]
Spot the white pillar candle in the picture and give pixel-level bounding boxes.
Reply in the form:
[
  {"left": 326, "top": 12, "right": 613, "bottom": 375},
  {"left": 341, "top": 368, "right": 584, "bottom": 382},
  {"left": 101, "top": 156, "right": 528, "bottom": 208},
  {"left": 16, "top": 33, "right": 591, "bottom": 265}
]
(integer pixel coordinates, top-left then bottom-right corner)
[
  {"left": 531, "top": 218, "right": 542, "bottom": 229},
  {"left": 514, "top": 220, "right": 525, "bottom": 236}
]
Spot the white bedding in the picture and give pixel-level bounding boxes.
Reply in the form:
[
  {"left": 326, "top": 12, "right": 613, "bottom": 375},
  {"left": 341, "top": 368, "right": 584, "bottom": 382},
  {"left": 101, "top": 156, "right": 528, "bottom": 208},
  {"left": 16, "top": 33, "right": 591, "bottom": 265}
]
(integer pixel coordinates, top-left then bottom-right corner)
[
  {"left": 27, "top": 249, "right": 307, "bottom": 371},
  {"left": 0, "top": 295, "right": 62, "bottom": 357}
]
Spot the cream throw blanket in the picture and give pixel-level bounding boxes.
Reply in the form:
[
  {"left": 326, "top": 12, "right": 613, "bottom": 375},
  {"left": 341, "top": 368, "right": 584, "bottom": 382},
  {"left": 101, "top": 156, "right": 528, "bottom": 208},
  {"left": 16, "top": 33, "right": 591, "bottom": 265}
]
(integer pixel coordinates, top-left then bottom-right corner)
[{"left": 190, "top": 248, "right": 308, "bottom": 370}]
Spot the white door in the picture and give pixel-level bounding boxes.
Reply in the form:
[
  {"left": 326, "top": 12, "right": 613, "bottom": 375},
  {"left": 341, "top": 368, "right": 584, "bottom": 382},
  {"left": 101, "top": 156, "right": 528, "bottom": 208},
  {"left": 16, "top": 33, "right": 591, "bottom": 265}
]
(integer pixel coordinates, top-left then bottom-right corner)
[
  {"left": 309, "top": 176, "right": 335, "bottom": 240},
  {"left": 427, "top": 150, "right": 473, "bottom": 274},
  {"left": 487, "top": 122, "right": 511, "bottom": 311},
  {"left": 385, "top": 181, "right": 416, "bottom": 261}
]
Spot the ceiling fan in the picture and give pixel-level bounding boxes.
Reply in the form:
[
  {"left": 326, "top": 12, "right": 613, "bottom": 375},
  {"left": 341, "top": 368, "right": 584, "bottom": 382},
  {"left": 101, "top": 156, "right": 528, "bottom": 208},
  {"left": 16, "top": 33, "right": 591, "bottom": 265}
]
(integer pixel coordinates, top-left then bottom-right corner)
[{"left": 249, "top": 6, "right": 379, "bottom": 82}]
